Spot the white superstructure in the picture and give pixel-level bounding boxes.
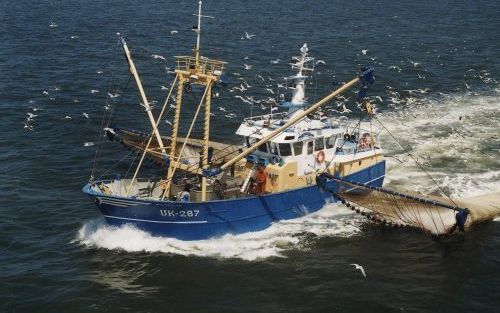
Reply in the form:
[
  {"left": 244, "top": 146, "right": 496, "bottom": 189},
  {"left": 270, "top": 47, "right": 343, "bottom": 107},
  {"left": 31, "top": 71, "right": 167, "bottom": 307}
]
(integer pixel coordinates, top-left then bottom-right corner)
[{"left": 235, "top": 44, "right": 383, "bottom": 179}]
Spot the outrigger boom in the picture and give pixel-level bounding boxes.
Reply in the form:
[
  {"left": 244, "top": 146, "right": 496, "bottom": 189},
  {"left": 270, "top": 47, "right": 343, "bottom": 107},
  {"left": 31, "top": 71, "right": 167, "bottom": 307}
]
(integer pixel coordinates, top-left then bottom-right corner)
[{"left": 120, "top": 37, "right": 167, "bottom": 157}]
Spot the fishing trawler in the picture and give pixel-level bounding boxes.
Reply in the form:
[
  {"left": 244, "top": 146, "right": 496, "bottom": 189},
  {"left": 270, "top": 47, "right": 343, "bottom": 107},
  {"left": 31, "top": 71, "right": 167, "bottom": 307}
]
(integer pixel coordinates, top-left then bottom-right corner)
[{"left": 83, "top": 1, "right": 385, "bottom": 240}]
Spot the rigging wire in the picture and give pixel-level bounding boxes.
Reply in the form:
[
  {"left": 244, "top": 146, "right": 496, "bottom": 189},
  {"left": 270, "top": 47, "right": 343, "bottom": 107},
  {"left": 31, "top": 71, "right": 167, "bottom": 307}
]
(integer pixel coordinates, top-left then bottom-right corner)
[
  {"left": 90, "top": 39, "right": 122, "bottom": 182},
  {"left": 373, "top": 115, "right": 459, "bottom": 207},
  {"left": 94, "top": 148, "right": 138, "bottom": 181}
]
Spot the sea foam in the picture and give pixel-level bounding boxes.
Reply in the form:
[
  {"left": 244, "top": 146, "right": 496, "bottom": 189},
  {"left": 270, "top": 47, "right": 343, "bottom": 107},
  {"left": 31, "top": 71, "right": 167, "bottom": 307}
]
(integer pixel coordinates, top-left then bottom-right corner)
[{"left": 76, "top": 204, "right": 363, "bottom": 261}]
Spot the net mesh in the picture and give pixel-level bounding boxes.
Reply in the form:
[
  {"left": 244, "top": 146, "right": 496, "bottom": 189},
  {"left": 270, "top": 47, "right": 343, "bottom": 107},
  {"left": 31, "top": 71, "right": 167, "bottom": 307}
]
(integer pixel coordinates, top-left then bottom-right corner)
[
  {"left": 338, "top": 186, "right": 458, "bottom": 235},
  {"left": 317, "top": 174, "right": 471, "bottom": 235}
]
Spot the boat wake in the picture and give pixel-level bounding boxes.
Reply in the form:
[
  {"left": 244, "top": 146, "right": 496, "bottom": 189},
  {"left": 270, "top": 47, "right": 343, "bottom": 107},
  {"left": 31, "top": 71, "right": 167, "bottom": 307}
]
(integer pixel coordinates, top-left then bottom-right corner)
[
  {"left": 75, "top": 204, "right": 363, "bottom": 261},
  {"left": 379, "top": 88, "right": 500, "bottom": 198}
]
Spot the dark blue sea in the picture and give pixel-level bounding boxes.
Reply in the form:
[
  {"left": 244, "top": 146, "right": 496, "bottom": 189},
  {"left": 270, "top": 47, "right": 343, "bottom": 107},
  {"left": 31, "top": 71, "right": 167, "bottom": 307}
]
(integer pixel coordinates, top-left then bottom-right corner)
[{"left": 1, "top": 0, "right": 499, "bottom": 312}]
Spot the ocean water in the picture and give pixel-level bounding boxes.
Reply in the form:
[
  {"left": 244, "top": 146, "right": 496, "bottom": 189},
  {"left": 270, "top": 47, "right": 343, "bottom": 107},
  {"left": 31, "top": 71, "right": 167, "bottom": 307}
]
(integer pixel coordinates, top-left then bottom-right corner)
[{"left": 1, "top": 0, "right": 499, "bottom": 312}]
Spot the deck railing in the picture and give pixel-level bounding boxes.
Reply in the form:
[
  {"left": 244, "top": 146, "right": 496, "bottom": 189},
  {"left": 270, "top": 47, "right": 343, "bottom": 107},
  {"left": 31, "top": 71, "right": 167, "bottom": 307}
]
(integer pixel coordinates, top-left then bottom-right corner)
[{"left": 174, "top": 56, "right": 226, "bottom": 76}]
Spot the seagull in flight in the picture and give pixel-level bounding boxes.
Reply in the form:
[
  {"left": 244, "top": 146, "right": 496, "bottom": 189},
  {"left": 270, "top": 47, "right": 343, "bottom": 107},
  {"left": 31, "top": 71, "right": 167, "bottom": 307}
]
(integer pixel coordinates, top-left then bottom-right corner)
[
  {"left": 152, "top": 54, "right": 166, "bottom": 61},
  {"left": 23, "top": 122, "right": 34, "bottom": 131},
  {"left": 315, "top": 59, "right": 326, "bottom": 65},
  {"left": 361, "top": 49, "right": 368, "bottom": 55},
  {"left": 234, "top": 95, "right": 252, "bottom": 105},
  {"left": 243, "top": 64, "right": 252, "bottom": 70},
  {"left": 140, "top": 102, "right": 154, "bottom": 111},
  {"left": 340, "top": 104, "right": 352, "bottom": 114},
  {"left": 242, "top": 31, "right": 255, "bottom": 40},
  {"left": 233, "top": 84, "right": 247, "bottom": 92},
  {"left": 170, "top": 30, "right": 178, "bottom": 35},
  {"left": 407, "top": 57, "right": 421, "bottom": 68},
  {"left": 26, "top": 112, "right": 37, "bottom": 121},
  {"left": 350, "top": 264, "right": 366, "bottom": 278}
]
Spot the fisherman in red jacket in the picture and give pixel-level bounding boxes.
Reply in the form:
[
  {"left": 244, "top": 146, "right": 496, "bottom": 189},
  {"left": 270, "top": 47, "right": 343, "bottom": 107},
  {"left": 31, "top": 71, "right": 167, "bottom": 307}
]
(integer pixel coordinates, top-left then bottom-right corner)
[{"left": 254, "top": 165, "right": 267, "bottom": 194}]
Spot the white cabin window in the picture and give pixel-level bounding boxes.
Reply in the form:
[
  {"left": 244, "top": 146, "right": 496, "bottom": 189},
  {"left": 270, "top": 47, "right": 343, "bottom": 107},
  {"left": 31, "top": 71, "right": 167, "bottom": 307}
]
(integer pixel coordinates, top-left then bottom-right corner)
[
  {"left": 326, "top": 135, "right": 336, "bottom": 149},
  {"left": 314, "top": 137, "right": 324, "bottom": 151},
  {"left": 307, "top": 141, "right": 313, "bottom": 155},
  {"left": 279, "top": 143, "right": 292, "bottom": 157},
  {"left": 293, "top": 142, "right": 303, "bottom": 156}
]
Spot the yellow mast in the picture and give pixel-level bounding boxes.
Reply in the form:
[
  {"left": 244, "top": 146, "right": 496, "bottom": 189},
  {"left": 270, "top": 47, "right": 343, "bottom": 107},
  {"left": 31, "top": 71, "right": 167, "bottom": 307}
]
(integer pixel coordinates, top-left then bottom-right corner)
[
  {"left": 201, "top": 83, "right": 212, "bottom": 201},
  {"left": 163, "top": 0, "right": 225, "bottom": 200}
]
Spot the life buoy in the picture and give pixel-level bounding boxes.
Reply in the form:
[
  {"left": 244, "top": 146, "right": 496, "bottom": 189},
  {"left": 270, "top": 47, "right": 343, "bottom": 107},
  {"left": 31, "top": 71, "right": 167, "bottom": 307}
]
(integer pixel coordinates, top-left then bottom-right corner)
[{"left": 315, "top": 150, "right": 325, "bottom": 164}]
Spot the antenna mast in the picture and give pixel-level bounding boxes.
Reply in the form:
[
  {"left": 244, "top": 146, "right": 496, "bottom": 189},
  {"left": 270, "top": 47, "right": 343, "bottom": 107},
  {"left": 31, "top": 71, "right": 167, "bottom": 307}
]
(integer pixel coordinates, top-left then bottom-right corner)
[{"left": 193, "top": 0, "right": 213, "bottom": 68}]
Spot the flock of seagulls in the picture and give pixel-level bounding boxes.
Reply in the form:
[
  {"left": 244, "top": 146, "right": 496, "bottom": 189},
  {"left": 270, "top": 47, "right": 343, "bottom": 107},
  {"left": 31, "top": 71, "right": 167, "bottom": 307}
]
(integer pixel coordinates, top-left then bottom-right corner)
[{"left": 30, "top": 21, "right": 490, "bottom": 163}]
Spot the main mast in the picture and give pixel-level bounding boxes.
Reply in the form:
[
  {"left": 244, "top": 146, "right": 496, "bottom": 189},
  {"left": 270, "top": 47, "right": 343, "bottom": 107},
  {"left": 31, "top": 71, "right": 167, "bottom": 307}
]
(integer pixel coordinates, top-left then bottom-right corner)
[{"left": 162, "top": 0, "right": 226, "bottom": 201}]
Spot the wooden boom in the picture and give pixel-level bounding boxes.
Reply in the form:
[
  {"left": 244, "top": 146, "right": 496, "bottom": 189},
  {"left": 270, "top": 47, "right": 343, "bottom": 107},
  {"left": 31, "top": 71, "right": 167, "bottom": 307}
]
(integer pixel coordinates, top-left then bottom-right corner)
[{"left": 120, "top": 37, "right": 167, "bottom": 156}]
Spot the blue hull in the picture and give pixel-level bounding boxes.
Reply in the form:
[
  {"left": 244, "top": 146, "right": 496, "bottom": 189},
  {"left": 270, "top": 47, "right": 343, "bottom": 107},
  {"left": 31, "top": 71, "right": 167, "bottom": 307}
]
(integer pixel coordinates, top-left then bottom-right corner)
[{"left": 83, "top": 161, "right": 385, "bottom": 240}]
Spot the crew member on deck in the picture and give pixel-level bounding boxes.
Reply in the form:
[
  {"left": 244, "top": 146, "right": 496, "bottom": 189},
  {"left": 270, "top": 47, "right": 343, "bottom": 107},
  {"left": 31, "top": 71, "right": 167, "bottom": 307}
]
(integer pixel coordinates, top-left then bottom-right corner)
[
  {"left": 177, "top": 184, "right": 191, "bottom": 202},
  {"left": 255, "top": 165, "right": 267, "bottom": 194}
]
